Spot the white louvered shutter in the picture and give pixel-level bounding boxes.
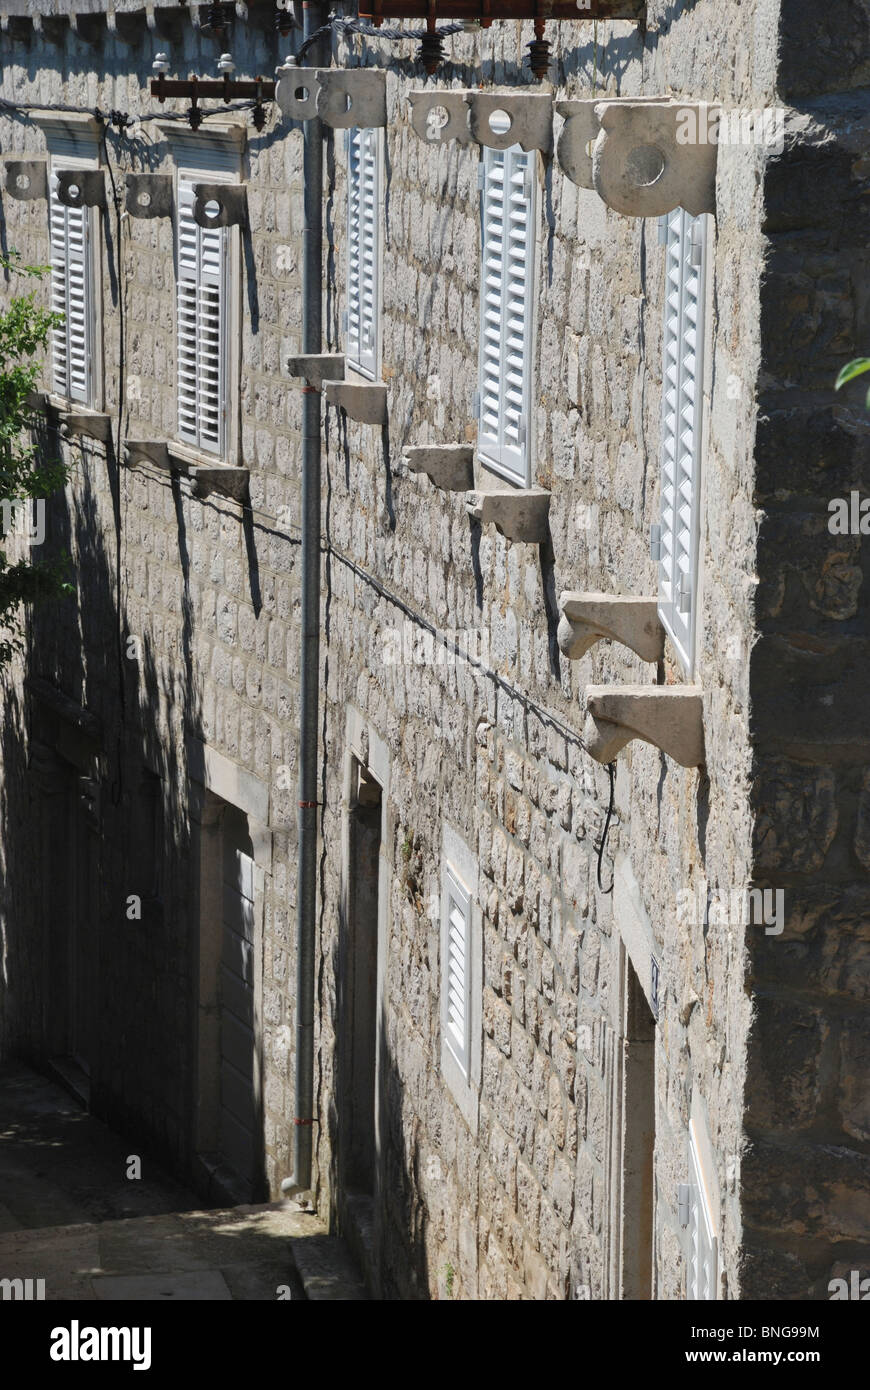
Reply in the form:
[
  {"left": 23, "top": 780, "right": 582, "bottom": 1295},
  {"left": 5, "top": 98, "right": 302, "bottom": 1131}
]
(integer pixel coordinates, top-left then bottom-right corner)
[
  {"left": 477, "top": 142, "right": 535, "bottom": 486},
  {"left": 49, "top": 167, "right": 92, "bottom": 404},
  {"left": 346, "top": 126, "right": 380, "bottom": 380},
  {"left": 176, "top": 174, "right": 228, "bottom": 455},
  {"left": 658, "top": 208, "right": 708, "bottom": 674},
  {"left": 443, "top": 868, "right": 471, "bottom": 1078},
  {"left": 686, "top": 1137, "right": 718, "bottom": 1300}
]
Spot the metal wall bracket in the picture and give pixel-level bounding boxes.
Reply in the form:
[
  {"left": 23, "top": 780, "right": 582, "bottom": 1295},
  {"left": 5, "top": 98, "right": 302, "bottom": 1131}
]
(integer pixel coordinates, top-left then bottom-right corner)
[
  {"left": 287, "top": 354, "right": 346, "bottom": 390},
  {"left": 557, "top": 98, "right": 718, "bottom": 217},
  {"left": 469, "top": 93, "right": 552, "bottom": 152},
  {"left": 125, "top": 173, "right": 173, "bottom": 219},
  {"left": 465, "top": 487, "right": 550, "bottom": 544},
  {"left": 323, "top": 380, "right": 388, "bottom": 425},
  {"left": 276, "top": 65, "right": 387, "bottom": 129},
  {"left": 408, "top": 92, "right": 474, "bottom": 147},
  {"left": 125, "top": 440, "right": 172, "bottom": 471},
  {"left": 56, "top": 169, "right": 107, "bottom": 210},
  {"left": 583, "top": 686, "right": 705, "bottom": 767},
  {"left": 409, "top": 90, "right": 552, "bottom": 151},
  {"left": 557, "top": 593, "right": 665, "bottom": 663},
  {"left": 404, "top": 445, "right": 474, "bottom": 491},
  {"left": 61, "top": 412, "right": 113, "bottom": 444},
  {"left": 3, "top": 159, "right": 48, "bottom": 202},
  {"left": 192, "top": 183, "right": 248, "bottom": 229}
]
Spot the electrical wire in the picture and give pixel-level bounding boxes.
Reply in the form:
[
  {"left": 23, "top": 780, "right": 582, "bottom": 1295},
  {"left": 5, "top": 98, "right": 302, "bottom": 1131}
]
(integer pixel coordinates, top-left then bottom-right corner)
[{"left": 297, "top": 14, "right": 466, "bottom": 62}]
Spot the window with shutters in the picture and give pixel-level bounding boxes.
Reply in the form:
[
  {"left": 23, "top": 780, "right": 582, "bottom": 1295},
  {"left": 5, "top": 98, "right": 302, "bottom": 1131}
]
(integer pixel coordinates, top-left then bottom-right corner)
[
  {"left": 49, "top": 156, "right": 97, "bottom": 405},
  {"left": 686, "top": 1132, "right": 718, "bottom": 1300},
  {"left": 346, "top": 126, "right": 381, "bottom": 381},
  {"left": 476, "top": 134, "right": 536, "bottom": 487},
  {"left": 175, "top": 164, "right": 231, "bottom": 456},
  {"left": 441, "top": 864, "right": 471, "bottom": 1080},
  {"left": 656, "top": 208, "right": 709, "bottom": 676}
]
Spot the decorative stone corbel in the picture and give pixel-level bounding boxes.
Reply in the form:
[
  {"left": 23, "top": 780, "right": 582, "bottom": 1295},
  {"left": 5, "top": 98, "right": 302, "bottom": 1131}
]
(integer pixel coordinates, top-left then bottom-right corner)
[
  {"left": 61, "top": 412, "right": 113, "bottom": 444},
  {"left": 286, "top": 354, "right": 346, "bottom": 390},
  {"left": 125, "top": 173, "right": 173, "bottom": 219},
  {"left": 125, "top": 440, "right": 172, "bottom": 471},
  {"left": 189, "top": 466, "right": 249, "bottom": 502},
  {"left": 276, "top": 66, "right": 387, "bottom": 129},
  {"left": 3, "top": 159, "right": 48, "bottom": 201},
  {"left": 324, "top": 380, "right": 388, "bottom": 425},
  {"left": 192, "top": 183, "right": 247, "bottom": 229},
  {"left": 70, "top": 12, "right": 105, "bottom": 45},
  {"left": 0, "top": 15, "right": 32, "bottom": 42},
  {"left": 147, "top": 4, "right": 184, "bottom": 42},
  {"left": 558, "top": 593, "right": 664, "bottom": 663},
  {"left": 56, "top": 170, "right": 107, "bottom": 210},
  {"left": 465, "top": 487, "right": 550, "bottom": 544},
  {"left": 33, "top": 13, "right": 69, "bottom": 43},
  {"left": 469, "top": 94, "right": 552, "bottom": 153},
  {"left": 408, "top": 92, "right": 473, "bottom": 147},
  {"left": 556, "top": 98, "right": 718, "bottom": 218},
  {"left": 583, "top": 686, "right": 705, "bottom": 767},
  {"left": 403, "top": 445, "right": 474, "bottom": 491},
  {"left": 407, "top": 90, "right": 552, "bottom": 152},
  {"left": 108, "top": 9, "right": 149, "bottom": 44}
]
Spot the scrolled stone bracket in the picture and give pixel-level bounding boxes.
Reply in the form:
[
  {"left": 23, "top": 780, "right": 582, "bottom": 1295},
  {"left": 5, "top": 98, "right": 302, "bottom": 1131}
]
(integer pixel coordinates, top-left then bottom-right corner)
[
  {"left": 2, "top": 159, "right": 48, "bottom": 202},
  {"left": 404, "top": 445, "right": 473, "bottom": 491},
  {"left": 583, "top": 685, "right": 705, "bottom": 767},
  {"left": 556, "top": 98, "right": 718, "bottom": 218},
  {"left": 409, "top": 91, "right": 552, "bottom": 152},
  {"left": 193, "top": 183, "right": 248, "bottom": 229},
  {"left": 287, "top": 354, "right": 346, "bottom": 390},
  {"left": 465, "top": 487, "right": 550, "bottom": 544},
  {"left": 276, "top": 66, "right": 387, "bottom": 129},
  {"left": 125, "top": 173, "right": 173, "bottom": 220},
  {"left": 61, "top": 411, "right": 113, "bottom": 444},
  {"left": 125, "top": 440, "right": 172, "bottom": 471},
  {"left": 56, "top": 169, "right": 107, "bottom": 210},
  {"left": 324, "top": 380, "right": 388, "bottom": 425},
  {"left": 558, "top": 593, "right": 665, "bottom": 663}
]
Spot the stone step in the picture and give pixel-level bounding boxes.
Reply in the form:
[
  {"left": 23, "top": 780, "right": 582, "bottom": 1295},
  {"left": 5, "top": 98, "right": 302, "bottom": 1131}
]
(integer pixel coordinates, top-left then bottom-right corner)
[
  {"left": 0, "top": 1202, "right": 366, "bottom": 1301},
  {"left": 288, "top": 1230, "right": 369, "bottom": 1300}
]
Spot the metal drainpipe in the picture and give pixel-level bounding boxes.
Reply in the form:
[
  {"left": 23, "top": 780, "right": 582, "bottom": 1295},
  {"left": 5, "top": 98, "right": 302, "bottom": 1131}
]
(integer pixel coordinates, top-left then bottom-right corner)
[{"left": 283, "top": 0, "right": 325, "bottom": 1203}]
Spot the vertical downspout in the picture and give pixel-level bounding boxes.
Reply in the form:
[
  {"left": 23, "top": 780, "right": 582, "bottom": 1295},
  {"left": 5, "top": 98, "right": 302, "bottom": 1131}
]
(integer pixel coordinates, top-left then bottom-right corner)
[{"left": 285, "top": 0, "right": 325, "bottom": 1201}]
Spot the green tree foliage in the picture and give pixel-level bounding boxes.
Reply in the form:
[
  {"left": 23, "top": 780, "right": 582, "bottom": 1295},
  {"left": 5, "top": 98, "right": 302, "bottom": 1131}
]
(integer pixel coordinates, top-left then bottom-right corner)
[
  {"left": 835, "top": 357, "right": 870, "bottom": 410},
  {"left": 0, "top": 251, "right": 73, "bottom": 665}
]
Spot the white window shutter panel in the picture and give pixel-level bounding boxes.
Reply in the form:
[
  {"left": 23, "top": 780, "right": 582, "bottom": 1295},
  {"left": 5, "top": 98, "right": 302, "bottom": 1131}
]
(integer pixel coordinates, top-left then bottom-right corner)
[
  {"left": 477, "top": 145, "right": 535, "bottom": 486},
  {"left": 347, "top": 126, "right": 379, "bottom": 380},
  {"left": 658, "top": 208, "right": 707, "bottom": 675},
  {"left": 443, "top": 868, "right": 471, "bottom": 1079},
  {"left": 49, "top": 169, "right": 92, "bottom": 404},
  {"left": 686, "top": 1137, "right": 718, "bottom": 1300},
  {"left": 176, "top": 173, "right": 228, "bottom": 456}
]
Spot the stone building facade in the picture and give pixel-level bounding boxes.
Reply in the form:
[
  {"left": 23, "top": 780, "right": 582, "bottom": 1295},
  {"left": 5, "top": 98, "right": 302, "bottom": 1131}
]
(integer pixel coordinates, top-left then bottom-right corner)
[{"left": 0, "top": 0, "right": 867, "bottom": 1301}]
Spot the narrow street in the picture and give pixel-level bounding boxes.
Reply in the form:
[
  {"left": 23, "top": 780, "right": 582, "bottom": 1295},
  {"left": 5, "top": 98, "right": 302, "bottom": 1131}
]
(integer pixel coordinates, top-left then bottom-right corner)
[{"left": 0, "top": 1064, "right": 366, "bottom": 1300}]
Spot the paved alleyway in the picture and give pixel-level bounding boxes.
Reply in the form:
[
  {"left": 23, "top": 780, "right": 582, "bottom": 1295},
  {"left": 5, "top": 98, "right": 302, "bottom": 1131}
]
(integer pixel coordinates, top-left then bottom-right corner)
[{"left": 0, "top": 1064, "right": 366, "bottom": 1300}]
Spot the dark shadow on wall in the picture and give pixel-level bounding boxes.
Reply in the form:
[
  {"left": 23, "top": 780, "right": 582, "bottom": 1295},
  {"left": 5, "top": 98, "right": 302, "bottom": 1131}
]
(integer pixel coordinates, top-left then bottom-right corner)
[{"left": 0, "top": 409, "right": 259, "bottom": 1201}]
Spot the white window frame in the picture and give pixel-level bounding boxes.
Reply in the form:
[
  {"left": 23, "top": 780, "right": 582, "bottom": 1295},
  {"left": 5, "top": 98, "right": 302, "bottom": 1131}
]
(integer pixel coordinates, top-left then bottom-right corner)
[
  {"left": 686, "top": 1121, "right": 719, "bottom": 1300},
  {"left": 345, "top": 125, "right": 382, "bottom": 382},
  {"left": 656, "top": 208, "right": 709, "bottom": 676},
  {"left": 48, "top": 151, "right": 99, "bottom": 407},
  {"left": 476, "top": 138, "right": 536, "bottom": 488},
  {"left": 174, "top": 148, "right": 239, "bottom": 460}
]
